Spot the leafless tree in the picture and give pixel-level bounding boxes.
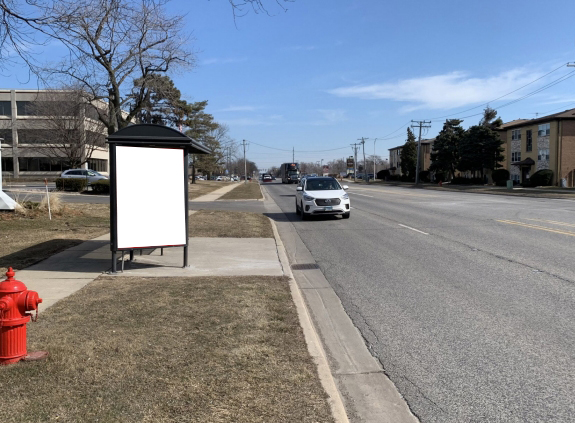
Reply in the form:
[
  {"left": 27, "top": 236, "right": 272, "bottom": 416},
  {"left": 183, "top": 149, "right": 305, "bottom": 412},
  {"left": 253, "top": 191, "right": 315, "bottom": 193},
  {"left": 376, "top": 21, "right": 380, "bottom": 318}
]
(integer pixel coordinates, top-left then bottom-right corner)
[
  {"left": 37, "top": 0, "right": 194, "bottom": 134},
  {"left": 27, "top": 89, "right": 107, "bottom": 168},
  {"left": 228, "top": 0, "right": 293, "bottom": 18}
]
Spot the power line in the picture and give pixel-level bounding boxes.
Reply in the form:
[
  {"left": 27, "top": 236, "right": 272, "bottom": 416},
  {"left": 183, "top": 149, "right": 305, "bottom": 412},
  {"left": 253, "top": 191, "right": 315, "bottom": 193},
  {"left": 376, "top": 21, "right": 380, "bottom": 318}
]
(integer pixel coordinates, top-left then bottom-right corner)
[
  {"left": 248, "top": 140, "right": 350, "bottom": 153},
  {"left": 428, "top": 63, "right": 569, "bottom": 121},
  {"left": 431, "top": 68, "right": 575, "bottom": 122}
]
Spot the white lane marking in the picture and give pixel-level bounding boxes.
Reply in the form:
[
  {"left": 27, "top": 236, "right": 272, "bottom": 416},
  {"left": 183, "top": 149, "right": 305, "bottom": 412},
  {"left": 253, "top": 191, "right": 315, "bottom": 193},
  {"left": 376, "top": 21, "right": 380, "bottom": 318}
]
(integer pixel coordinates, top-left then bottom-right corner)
[
  {"left": 398, "top": 224, "right": 429, "bottom": 235},
  {"left": 349, "top": 192, "right": 374, "bottom": 198}
]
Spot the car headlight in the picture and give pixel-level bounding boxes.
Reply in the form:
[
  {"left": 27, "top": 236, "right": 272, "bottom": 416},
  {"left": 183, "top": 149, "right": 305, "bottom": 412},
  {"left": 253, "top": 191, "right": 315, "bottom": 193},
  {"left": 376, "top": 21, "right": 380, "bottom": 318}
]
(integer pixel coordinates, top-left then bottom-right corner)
[
  {"left": 341, "top": 193, "right": 349, "bottom": 200},
  {"left": 303, "top": 194, "right": 315, "bottom": 202}
]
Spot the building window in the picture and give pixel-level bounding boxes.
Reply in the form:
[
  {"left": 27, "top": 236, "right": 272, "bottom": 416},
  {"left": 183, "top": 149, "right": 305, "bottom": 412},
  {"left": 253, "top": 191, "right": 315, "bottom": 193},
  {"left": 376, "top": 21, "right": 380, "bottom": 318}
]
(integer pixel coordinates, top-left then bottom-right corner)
[
  {"left": 526, "top": 130, "right": 532, "bottom": 152},
  {"left": 0, "top": 129, "right": 12, "bottom": 144},
  {"left": 511, "top": 174, "right": 520, "bottom": 183},
  {"left": 18, "top": 157, "right": 71, "bottom": 172},
  {"left": 1, "top": 157, "right": 13, "bottom": 171},
  {"left": 511, "top": 129, "right": 521, "bottom": 140},
  {"left": 16, "top": 101, "right": 37, "bottom": 116},
  {"left": 17, "top": 129, "right": 51, "bottom": 144},
  {"left": 538, "top": 149, "right": 550, "bottom": 161},
  {"left": 0, "top": 101, "right": 11, "bottom": 116},
  {"left": 538, "top": 123, "right": 550, "bottom": 137},
  {"left": 87, "top": 158, "right": 107, "bottom": 172},
  {"left": 511, "top": 152, "right": 521, "bottom": 162}
]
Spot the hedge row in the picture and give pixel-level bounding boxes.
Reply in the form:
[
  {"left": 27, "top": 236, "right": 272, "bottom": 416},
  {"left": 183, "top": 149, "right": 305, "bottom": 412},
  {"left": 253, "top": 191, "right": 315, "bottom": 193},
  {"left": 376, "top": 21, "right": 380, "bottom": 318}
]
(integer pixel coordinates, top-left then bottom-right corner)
[
  {"left": 522, "top": 169, "right": 554, "bottom": 187},
  {"left": 91, "top": 179, "right": 110, "bottom": 194},
  {"left": 55, "top": 178, "right": 87, "bottom": 192}
]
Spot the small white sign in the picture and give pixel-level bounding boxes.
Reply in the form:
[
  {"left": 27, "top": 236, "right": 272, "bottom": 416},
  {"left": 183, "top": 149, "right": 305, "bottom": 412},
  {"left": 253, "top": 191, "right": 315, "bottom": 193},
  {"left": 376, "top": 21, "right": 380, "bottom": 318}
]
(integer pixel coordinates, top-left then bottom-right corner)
[{"left": 116, "top": 146, "right": 186, "bottom": 249}]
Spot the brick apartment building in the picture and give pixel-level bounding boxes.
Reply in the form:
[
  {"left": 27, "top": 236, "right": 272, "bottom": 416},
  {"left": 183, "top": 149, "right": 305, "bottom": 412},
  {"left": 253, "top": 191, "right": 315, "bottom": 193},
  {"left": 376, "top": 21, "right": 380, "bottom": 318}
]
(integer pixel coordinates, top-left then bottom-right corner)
[
  {"left": 497, "top": 108, "right": 575, "bottom": 187},
  {"left": 388, "top": 138, "right": 435, "bottom": 176}
]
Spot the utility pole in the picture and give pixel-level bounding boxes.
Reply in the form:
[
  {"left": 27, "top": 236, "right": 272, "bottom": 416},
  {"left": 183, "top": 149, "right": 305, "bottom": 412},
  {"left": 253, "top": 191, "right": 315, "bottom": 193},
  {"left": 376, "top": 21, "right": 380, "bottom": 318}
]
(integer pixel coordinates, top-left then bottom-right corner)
[
  {"left": 373, "top": 138, "right": 378, "bottom": 181},
  {"left": 411, "top": 120, "right": 431, "bottom": 184},
  {"left": 358, "top": 137, "right": 369, "bottom": 183},
  {"left": 292, "top": 146, "right": 295, "bottom": 163},
  {"left": 350, "top": 143, "right": 360, "bottom": 183},
  {"left": 242, "top": 139, "right": 248, "bottom": 185}
]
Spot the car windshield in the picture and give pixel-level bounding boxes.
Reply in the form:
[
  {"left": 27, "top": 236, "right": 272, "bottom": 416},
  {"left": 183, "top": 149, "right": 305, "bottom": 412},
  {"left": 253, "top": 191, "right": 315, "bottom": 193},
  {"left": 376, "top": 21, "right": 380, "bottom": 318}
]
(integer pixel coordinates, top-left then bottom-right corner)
[{"left": 305, "top": 179, "right": 341, "bottom": 191}]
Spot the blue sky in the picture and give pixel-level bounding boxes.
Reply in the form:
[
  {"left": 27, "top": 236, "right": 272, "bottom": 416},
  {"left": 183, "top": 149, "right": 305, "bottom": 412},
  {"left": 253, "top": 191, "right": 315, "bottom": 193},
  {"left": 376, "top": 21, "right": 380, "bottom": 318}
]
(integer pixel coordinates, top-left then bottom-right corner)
[{"left": 4, "top": 0, "right": 575, "bottom": 170}]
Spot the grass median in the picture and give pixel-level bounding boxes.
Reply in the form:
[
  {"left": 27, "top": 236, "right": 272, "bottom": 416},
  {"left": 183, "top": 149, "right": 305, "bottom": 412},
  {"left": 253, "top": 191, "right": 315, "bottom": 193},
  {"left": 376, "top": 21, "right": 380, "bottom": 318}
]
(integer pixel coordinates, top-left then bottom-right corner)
[
  {"left": 0, "top": 202, "right": 110, "bottom": 274},
  {"left": 188, "top": 180, "right": 233, "bottom": 200},
  {"left": 218, "top": 181, "right": 263, "bottom": 200},
  {"left": 189, "top": 210, "right": 273, "bottom": 238},
  {"left": 0, "top": 275, "right": 334, "bottom": 423}
]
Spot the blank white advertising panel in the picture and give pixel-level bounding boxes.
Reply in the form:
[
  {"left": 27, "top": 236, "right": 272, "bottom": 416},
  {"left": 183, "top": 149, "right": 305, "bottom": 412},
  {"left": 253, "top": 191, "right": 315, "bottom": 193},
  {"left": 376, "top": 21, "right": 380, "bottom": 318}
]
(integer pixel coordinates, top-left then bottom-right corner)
[{"left": 116, "top": 146, "right": 186, "bottom": 249}]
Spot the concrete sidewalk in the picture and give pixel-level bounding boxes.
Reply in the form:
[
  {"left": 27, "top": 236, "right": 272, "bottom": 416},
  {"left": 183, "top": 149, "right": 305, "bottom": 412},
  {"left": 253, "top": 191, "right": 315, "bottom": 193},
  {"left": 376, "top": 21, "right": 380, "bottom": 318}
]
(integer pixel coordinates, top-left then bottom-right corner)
[
  {"left": 16, "top": 235, "right": 284, "bottom": 310},
  {"left": 15, "top": 182, "right": 281, "bottom": 309}
]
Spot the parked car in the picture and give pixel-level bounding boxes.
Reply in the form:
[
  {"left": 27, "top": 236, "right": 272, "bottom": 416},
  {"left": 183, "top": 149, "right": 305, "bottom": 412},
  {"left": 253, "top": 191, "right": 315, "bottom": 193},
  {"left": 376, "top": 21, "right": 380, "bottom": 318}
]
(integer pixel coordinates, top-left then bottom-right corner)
[
  {"left": 295, "top": 176, "right": 350, "bottom": 220},
  {"left": 60, "top": 169, "right": 108, "bottom": 184},
  {"left": 216, "top": 176, "right": 223, "bottom": 181}
]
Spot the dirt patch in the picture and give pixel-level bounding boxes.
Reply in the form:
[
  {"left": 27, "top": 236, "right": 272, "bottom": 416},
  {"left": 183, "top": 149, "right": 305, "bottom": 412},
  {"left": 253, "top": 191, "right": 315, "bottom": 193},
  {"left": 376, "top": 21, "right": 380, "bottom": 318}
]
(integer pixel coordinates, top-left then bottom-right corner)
[
  {"left": 0, "top": 275, "right": 334, "bottom": 423},
  {"left": 188, "top": 180, "right": 233, "bottom": 199},
  {"left": 219, "top": 182, "right": 263, "bottom": 200},
  {"left": 0, "top": 203, "right": 109, "bottom": 273},
  {"left": 189, "top": 210, "right": 273, "bottom": 238}
]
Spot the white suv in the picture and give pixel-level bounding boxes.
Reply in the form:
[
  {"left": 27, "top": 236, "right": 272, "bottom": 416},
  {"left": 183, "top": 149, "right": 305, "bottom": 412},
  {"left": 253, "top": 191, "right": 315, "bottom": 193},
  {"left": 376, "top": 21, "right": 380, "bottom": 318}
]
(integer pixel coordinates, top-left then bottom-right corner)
[{"left": 295, "top": 177, "right": 350, "bottom": 219}]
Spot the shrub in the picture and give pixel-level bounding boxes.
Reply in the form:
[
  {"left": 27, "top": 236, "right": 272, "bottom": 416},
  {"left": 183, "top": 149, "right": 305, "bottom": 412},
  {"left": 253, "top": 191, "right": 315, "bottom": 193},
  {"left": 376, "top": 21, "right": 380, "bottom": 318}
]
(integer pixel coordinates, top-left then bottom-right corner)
[
  {"left": 377, "top": 169, "right": 390, "bottom": 179},
  {"left": 387, "top": 174, "right": 401, "bottom": 181},
  {"left": 38, "top": 192, "right": 64, "bottom": 214},
  {"left": 419, "top": 171, "right": 430, "bottom": 183},
  {"left": 524, "top": 169, "right": 554, "bottom": 187},
  {"left": 491, "top": 169, "right": 509, "bottom": 184},
  {"left": 433, "top": 172, "right": 448, "bottom": 183},
  {"left": 91, "top": 179, "right": 110, "bottom": 194},
  {"left": 55, "top": 177, "right": 87, "bottom": 192}
]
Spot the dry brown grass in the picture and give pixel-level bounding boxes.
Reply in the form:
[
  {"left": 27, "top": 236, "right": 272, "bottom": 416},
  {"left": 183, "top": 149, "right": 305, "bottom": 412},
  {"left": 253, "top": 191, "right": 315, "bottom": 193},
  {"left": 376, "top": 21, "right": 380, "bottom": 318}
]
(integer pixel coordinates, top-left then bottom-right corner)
[
  {"left": 188, "top": 180, "right": 233, "bottom": 200},
  {"left": 0, "top": 203, "right": 110, "bottom": 273},
  {"left": 218, "top": 181, "right": 263, "bottom": 200},
  {"left": 189, "top": 210, "right": 273, "bottom": 238},
  {"left": 0, "top": 275, "right": 334, "bottom": 423}
]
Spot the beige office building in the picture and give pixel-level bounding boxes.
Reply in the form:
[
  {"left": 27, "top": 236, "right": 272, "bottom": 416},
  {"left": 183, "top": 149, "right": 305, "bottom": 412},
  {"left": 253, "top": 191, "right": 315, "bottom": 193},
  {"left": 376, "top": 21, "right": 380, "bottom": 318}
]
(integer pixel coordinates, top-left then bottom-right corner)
[{"left": 0, "top": 89, "right": 108, "bottom": 179}]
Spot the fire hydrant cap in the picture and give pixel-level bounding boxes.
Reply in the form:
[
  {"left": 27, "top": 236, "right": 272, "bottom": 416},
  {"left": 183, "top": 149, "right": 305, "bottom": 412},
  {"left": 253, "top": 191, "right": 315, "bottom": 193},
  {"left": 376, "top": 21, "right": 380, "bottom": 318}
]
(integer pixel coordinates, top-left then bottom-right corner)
[
  {"left": 0, "top": 267, "right": 27, "bottom": 294},
  {"left": 24, "top": 291, "right": 42, "bottom": 311}
]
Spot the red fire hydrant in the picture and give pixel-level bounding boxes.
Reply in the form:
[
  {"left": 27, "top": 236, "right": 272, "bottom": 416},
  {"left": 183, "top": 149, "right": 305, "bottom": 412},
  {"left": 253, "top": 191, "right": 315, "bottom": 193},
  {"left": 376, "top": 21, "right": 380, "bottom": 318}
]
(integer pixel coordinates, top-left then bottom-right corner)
[{"left": 0, "top": 267, "right": 45, "bottom": 365}]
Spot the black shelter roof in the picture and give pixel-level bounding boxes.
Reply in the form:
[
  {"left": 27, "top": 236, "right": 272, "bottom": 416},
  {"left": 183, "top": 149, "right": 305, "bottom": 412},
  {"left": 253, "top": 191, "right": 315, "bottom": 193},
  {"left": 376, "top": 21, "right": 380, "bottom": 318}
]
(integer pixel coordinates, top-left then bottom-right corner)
[{"left": 106, "top": 124, "right": 210, "bottom": 154}]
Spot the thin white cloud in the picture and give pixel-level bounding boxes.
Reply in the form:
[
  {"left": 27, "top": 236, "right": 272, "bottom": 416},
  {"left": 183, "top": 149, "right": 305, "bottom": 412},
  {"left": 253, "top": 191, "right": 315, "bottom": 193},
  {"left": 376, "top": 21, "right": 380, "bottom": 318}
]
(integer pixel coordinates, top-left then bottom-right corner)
[
  {"left": 200, "top": 57, "right": 247, "bottom": 66},
  {"left": 311, "top": 109, "right": 346, "bottom": 126},
  {"left": 328, "top": 68, "right": 551, "bottom": 111},
  {"left": 285, "top": 45, "right": 317, "bottom": 51},
  {"left": 539, "top": 96, "right": 575, "bottom": 105},
  {"left": 215, "top": 105, "right": 259, "bottom": 112}
]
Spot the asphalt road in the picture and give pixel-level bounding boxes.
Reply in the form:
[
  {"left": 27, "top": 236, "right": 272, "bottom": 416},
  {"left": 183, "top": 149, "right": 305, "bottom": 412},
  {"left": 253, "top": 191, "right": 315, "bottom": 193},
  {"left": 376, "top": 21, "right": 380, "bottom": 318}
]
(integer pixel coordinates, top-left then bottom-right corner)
[{"left": 265, "top": 181, "right": 575, "bottom": 423}]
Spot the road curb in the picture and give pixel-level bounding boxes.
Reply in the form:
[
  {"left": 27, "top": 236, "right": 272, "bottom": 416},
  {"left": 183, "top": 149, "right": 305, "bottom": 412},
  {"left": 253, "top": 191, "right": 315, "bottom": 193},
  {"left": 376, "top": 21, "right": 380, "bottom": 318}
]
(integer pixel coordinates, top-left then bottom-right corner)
[{"left": 268, "top": 217, "right": 350, "bottom": 423}]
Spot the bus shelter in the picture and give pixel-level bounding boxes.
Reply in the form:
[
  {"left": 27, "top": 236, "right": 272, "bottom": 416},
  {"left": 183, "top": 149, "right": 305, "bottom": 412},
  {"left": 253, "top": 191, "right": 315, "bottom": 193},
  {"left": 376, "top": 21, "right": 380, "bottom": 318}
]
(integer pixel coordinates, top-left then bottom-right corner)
[{"left": 107, "top": 124, "right": 209, "bottom": 273}]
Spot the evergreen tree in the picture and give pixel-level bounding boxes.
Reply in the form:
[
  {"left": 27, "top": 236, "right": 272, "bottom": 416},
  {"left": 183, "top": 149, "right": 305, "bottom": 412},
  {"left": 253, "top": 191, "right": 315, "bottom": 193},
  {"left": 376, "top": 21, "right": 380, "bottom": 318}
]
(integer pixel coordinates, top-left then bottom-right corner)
[
  {"left": 400, "top": 127, "right": 417, "bottom": 180},
  {"left": 430, "top": 119, "right": 464, "bottom": 180},
  {"left": 459, "top": 109, "right": 505, "bottom": 177}
]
